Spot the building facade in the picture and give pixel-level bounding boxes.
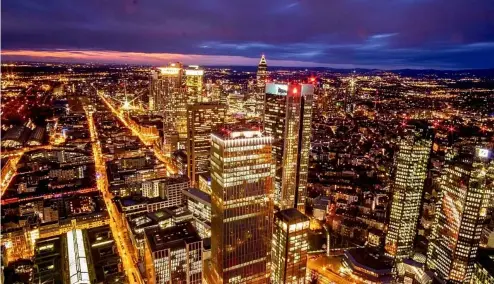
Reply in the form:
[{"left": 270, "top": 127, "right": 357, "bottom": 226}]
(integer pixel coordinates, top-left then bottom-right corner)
[
  {"left": 470, "top": 249, "right": 494, "bottom": 284},
  {"left": 149, "top": 63, "right": 187, "bottom": 151},
  {"left": 182, "top": 188, "right": 212, "bottom": 238},
  {"left": 264, "top": 83, "right": 314, "bottom": 212},
  {"left": 427, "top": 147, "right": 493, "bottom": 283},
  {"left": 210, "top": 127, "right": 274, "bottom": 283},
  {"left": 384, "top": 126, "right": 432, "bottom": 260},
  {"left": 256, "top": 55, "right": 268, "bottom": 116},
  {"left": 271, "top": 208, "right": 309, "bottom": 284},
  {"left": 186, "top": 103, "right": 226, "bottom": 185},
  {"left": 66, "top": 229, "right": 93, "bottom": 284},
  {"left": 144, "top": 222, "right": 203, "bottom": 284},
  {"left": 185, "top": 65, "right": 204, "bottom": 104}
]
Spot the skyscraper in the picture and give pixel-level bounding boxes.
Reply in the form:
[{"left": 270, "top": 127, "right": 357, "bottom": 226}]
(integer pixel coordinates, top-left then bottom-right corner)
[
  {"left": 186, "top": 103, "right": 226, "bottom": 185},
  {"left": 263, "top": 83, "right": 314, "bottom": 212},
  {"left": 271, "top": 208, "right": 309, "bottom": 284},
  {"left": 256, "top": 54, "right": 268, "bottom": 87},
  {"left": 144, "top": 222, "right": 203, "bottom": 284},
  {"left": 345, "top": 72, "right": 357, "bottom": 114},
  {"left": 384, "top": 125, "right": 433, "bottom": 260},
  {"left": 149, "top": 63, "right": 187, "bottom": 151},
  {"left": 427, "top": 147, "right": 493, "bottom": 283},
  {"left": 185, "top": 65, "right": 204, "bottom": 104},
  {"left": 210, "top": 127, "right": 274, "bottom": 283},
  {"left": 256, "top": 54, "right": 268, "bottom": 116}
]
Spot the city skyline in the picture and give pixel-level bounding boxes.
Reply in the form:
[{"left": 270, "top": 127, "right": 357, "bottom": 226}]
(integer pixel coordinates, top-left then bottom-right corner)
[
  {"left": 1, "top": 57, "right": 493, "bottom": 284},
  {"left": 2, "top": 1, "right": 494, "bottom": 69},
  {"left": 1, "top": 1, "right": 494, "bottom": 281}
]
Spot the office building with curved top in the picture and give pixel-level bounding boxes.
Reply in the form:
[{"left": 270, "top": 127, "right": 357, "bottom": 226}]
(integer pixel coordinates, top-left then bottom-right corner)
[
  {"left": 427, "top": 147, "right": 493, "bottom": 283},
  {"left": 263, "top": 82, "right": 314, "bottom": 213}
]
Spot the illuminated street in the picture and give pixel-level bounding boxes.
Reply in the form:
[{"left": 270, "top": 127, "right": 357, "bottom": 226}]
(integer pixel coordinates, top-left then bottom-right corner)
[
  {"left": 307, "top": 255, "right": 354, "bottom": 284},
  {"left": 0, "top": 155, "right": 21, "bottom": 196},
  {"left": 86, "top": 108, "right": 144, "bottom": 284},
  {"left": 0, "top": 145, "right": 58, "bottom": 159},
  {"left": 1, "top": 145, "right": 63, "bottom": 196},
  {"left": 93, "top": 86, "right": 178, "bottom": 175}
]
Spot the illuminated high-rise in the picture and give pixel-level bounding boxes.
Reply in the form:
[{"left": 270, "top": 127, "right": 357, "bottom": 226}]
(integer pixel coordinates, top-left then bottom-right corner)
[
  {"left": 185, "top": 65, "right": 204, "bottom": 104},
  {"left": 256, "top": 54, "right": 268, "bottom": 87},
  {"left": 264, "top": 83, "right": 314, "bottom": 212},
  {"left": 384, "top": 125, "right": 433, "bottom": 260},
  {"left": 427, "top": 147, "right": 493, "bottom": 283},
  {"left": 271, "top": 208, "right": 309, "bottom": 284},
  {"left": 210, "top": 127, "right": 274, "bottom": 283},
  {"left": 186, "top": 103, "right": 226, "bottom": 185},
  {"left": 149, "top": 63, "right": 187, "bottom": 151},
  {"left": 256, "top": 54, "right": 268, "bottom": 116}
]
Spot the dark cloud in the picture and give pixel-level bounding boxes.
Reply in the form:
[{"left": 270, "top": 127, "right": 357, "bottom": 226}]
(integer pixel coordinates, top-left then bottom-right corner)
[{"left": 2, "top": 0, "right": 494, "bottom": 68}]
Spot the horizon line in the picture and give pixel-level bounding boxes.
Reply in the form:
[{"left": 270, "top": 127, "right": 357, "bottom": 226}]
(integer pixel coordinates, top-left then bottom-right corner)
[
  {"left": 3, "top": 59, "right": 494, "bottom": 72},
  {"left": 2, "top": 48, "right": 488, "bottom": 71}
]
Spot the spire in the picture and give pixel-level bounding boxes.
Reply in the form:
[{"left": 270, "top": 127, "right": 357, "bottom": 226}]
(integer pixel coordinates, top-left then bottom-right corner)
[{"left": 259, "top": 54, "right": 267, "bottom": 67}]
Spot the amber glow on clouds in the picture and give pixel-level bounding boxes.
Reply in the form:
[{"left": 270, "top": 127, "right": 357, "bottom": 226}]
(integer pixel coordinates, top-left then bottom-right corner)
[{"left": 1, "top": 49, "right": 338, "bottom": 67}]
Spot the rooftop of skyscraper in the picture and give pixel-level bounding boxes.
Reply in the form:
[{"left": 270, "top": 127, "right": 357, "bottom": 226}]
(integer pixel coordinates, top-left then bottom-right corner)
[
  {"left": 187, "top": 102, "right": 227, "bottom": 109},
  {"left": 182, "top": 187, "right": 211, "bottom": 204},
  {"left": 344, "top": 247, "right": 394, "bottom": 273},
  {"left": 275, "top": 208, "right": 309, "bottom": 224},
  {"left": 145, "top": 222, "right": 201, "bottom": 252},
  {"left": 212, "top": 124, "right": 264, "bottom": 140}
]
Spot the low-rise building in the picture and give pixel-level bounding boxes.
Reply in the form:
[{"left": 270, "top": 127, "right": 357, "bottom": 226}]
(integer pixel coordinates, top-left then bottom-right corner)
[
  {"left": 144, "top": 222, "right": 202, "bottom": 284},
  {"left": 341, "top": 248, "right": 395, "bottom": 283},
  {"left": 470, "top": 249, "right": 494, "bottom": 284},
  {"left": 182, "top": 188, "right": 211, "bottom": 238}
]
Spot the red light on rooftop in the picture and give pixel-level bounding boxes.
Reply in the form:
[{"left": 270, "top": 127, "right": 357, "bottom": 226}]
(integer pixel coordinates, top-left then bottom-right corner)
[
  {"left": 293, "top": 88, "right": 298, "bottom": 94},
  {"left": 310, "top": 77, "right": 316, "bottom": 82}
]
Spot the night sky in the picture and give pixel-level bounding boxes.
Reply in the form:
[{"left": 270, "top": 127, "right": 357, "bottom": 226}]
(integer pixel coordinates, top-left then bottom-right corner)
[{"left": 2, "top": 0, "right": 494, "bottom": 69}]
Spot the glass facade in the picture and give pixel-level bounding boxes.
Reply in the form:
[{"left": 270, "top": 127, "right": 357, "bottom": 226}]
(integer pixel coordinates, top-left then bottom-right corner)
[
  {"left": 144, "top": 222, "right": 203, "bottom": 284},
  {"left": 183, "top": 188, "right": 212, "bottom": 238},
  {"left": 427, "top": 147, "right": 493, "bottom": 283},
  {"left": 149, "top": 63, "right": 187, "bottom": 150},
  {"left": 385, "top": 126, "right": 432, "bottom": 259},
  {"left": 186, "top": 103, "right": 226, "bottom": 185},
  {"left": 256, "top": 55, "right": 268, "bottom": 116},
  {"left": 264, "top": 83, "right": 314, "bottom": 212},
  {"left": 210, "top": 128, "right": 274, "bottom": 283},
  {"left": 66, "top": 229, "right": 91, "bottom": 284},
  {"left": 185, "top": 66, "right": 204, "bottom": 104},
  {"left": 271, "top": 208, "right": 309, "bottom": 284}
]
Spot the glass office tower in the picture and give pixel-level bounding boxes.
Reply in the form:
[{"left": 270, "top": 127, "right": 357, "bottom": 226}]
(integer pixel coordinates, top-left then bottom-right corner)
[
  {"left": 385, "top": 125, "right": 433, "bottom": 260},
  {"left": 186, "top": 103, "right": 226, "bottom": 185},
  {"left": 271, "top": 208, "right": 309, "bottom": 284},
  {"left": 264, "top": 83, "right": 314, "bottom": 213},
  {"left": 210, "top": 127, "right": 274, "bottom": 283},
  {"left": 427, "top": 147, "right": 493, "bottom": 283},
  {"left": 149, "top": 63, "right": 187, "bottom": 151}
]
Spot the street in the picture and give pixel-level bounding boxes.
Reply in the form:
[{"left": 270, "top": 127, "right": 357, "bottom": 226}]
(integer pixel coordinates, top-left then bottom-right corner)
[
  {"left": 307, "top": 254, "right": 354, "bottom": 284},
  {"left": 93, "top": 86, "right": 178, "bottom": 175},
  {"left": 86, "top": 107, "right": 144, "bottom": 284}
]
